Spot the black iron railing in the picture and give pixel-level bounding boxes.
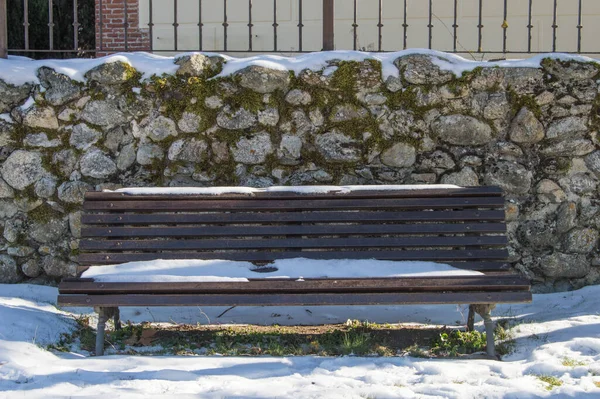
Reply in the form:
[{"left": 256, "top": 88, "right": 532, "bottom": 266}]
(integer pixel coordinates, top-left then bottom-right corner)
[{"left": 2, "top": 0, "right": 600, "bottom": 59}]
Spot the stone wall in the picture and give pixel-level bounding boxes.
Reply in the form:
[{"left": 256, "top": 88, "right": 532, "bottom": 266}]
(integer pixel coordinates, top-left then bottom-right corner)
[{"left": 1, "top": 52, "right": 600, "bottom": 292}]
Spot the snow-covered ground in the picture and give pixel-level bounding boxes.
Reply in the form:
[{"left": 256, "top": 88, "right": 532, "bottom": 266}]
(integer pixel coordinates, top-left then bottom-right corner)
[{"left": 1, "top": 283, "right": 599, "bottom": 398}]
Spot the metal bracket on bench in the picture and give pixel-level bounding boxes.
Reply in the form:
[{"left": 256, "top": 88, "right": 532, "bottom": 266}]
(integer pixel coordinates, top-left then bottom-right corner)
[{"left": 472, "top": 304, "right": 497, "bottom": 358}]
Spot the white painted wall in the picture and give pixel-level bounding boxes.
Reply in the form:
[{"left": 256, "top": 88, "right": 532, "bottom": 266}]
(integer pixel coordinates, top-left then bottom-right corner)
[{"left": 139, "top": 0, "right": 600, "bottom": 58}]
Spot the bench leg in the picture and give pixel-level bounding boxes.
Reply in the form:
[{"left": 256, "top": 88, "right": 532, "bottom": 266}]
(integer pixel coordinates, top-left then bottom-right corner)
[
  {"left": 94, "top": 307, "right": 108, "bottom": 356},
  {"left": 473, "top": 304, "right": 496, "bottom": 358}
]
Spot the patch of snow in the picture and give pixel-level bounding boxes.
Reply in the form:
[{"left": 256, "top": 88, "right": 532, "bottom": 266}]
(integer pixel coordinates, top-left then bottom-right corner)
[
  {"left": 107, "top": 184, "right": 462, "bottom": 196},
  {"left": 0, "top": 113, "right": 13, "bottom": 123},
  {"left": 131, "top": 87, "right": 141, "bottom": 94},
  {"left": 1, "top": 50, "right": 598, "bottom": 87},
  {"left": 18, "top": 96, "right": 35, "bottom": 111},
  {"left": 1, "top": 284, "right": 600, "bottom": 398},
  {"left": 81, "top": 258, "right": 482, "bottom": 282}
]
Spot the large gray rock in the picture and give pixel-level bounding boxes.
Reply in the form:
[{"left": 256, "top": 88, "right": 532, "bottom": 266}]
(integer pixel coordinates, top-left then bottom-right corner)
[
  {"left": 34, "top": 176, "right": 57, "bottom": 198},
  {"left": 117, "top": 143, "right": 137, "bottom": 170},
  {"left": 419, "top": 150, "right": 455, "bottom": 174},
  {"left": 70, "top": 123, "right": 102, "bottom": 150},
  {"left": 277, "top": 134, "right": 303, "bottom": 165},
  {"left": 85, "top": 62, "right": 134, "bottom": 85},
  {"left": 541, "top": 58, "right": 600, "bottom": 81},
  {"left": 175, "top": 54, "right": 224, "bottom": 77},
  {"left": 142, "top": 116, "right": 178, "bottom": 142},
  {"left": 80, "top": 149, "right": 117, "bottom": 179},
  {"left": 41, "top": 256, "right": 76, "bottom": 277},
  {"left": 0, "top": 150, "right": 44, "bottom": 190},
  {"left": 539, "top": 252, "right": 589, "bottom": 278},
  {"left": 0, "top": 200, "right": 18, "bottom": 218},
  {"left": 137, "top": 144, "right": 164, "bottom": 165},
  {"left": 546, "top": 116, "right": 588, "bottom": 140},
  {"left": 177, "top": 112, "right": 202, "bottom": 133},
  {"left": 501, "top": 68, "right": 544, "bottom": 94},
  {"left": 563, "top": 228, "right": 598, "bottom": 254},
  {"left": 329, "top": 104, "right": 369, "bottom": 122},
  {"left": 584, "top": 151, "right": 600, "bottom": 178},
  {"left": 485, "top": 161, "right": 532, "bottom": 194},
  {"left": 0, "top": 255, "right": 21, "bottom": 283},
  {"left": 556, "top": 202, "right": 577, "bottom": 233},
  {"left": 257, "top": 108, "right": 280, "bottom": 127},
  {"left": 441, "top": 167, "right": 479, "bottom": 186},
  {"left": 22, "top": 106, "right": 59, "bottom": 130},
  {"left": 57, "top": 181, "right": 93, "bottom": 203},
  {"left": 541, "top": 139, "right": 595, "bottom": 157},
  {"left": 483, "top": 93, "right": 510, "bottom": 120},
  {"left": 380, "top": 143, "right": 416, "bottom": 168},
  {"left": 235, "top": 66, "right": 290, "bottom": 93},
  {"left": 431, "top": 115, "right": 492, "bottom": 146},
  {"left": 23, "top": 133, "right": 61, "bottom": 148},
  {"left": 517, "top": 220, "right": 555, "bottom": 249},
  {"left": 0, "top": 80, "right": 32, "bottom": 113},
  {"left": 231, "top": 132, "right": 273, "bottom": 164},
  {"left": 37, "top": 67, "right": 82, "bottom": 106},
  {"left": 509, "top": 107, "right": 544, "bottom": 143},
  {"left": 21, "top": 259, "right": 42, "bottom": 278},
  {"left": 28, "top": 218, "right": 68, "bottom": 243},
  {"left": 394, "top": 54, "right": 454, "bottom": 85},
  {"left": 168, "top": 139, "right": 209, "bottom": 163},
  {"left": 315, "top": 131, "right": 361, "bottom": 163},
  {"left": 217, "top": 107, "right": 257, "bottom": 130},
  {"left": 536, "top": 179, "right": 566, "bottom": 203},
  {"left": 0, "top": 178, "right": 14, "bottom": 198},
  {"left": 81, "top": 100, "right": 128, "bottom": 128},
  {"left": 285, "top": 89, "right": 312, "bottom": 106},
  {"left": 52, "top": 149, "right": 78, "bottom": 177}
]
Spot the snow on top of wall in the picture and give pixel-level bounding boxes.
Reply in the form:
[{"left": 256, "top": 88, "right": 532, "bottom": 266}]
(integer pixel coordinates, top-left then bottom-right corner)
[
  {"left": 81, "top": 258, "right": 483, "bottom": 283},
  {"left": 0, "top": 49, "right": 597, "bottom": 87},
  {"left": 106, "top": 184, "right": 462, "bottom": 196}
]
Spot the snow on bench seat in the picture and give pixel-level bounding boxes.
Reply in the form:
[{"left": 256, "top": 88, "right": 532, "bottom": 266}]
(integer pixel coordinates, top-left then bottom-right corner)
[{"left": 81, "top": 258, "right": 483, "bottom": 283}]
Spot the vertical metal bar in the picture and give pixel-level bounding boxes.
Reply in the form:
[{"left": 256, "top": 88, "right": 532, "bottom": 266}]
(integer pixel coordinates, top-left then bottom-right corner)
[
  {"left": 527, "top": 0, "right": 533, "bottom": 53},
  {"left": 402, "top": 0, "right": 408, "bottom": 50},
  {"left": 98, "top": 0, "right": 103, "bottom": 51},
  {"left": 452, "top": 0, "right": 458, "bottom": 52},
  {"left": 322, "top": 0, "right": 334, "bottom": 50},
  {"left": 502, "top": 0, "right": 507, "bottom": 53},
  {"left": 198, "top": 0, "right": 202, "bottom": 51},
  {"left": 552, "top": 0, "right": 558, "bottom": 52},
  {"left": 73, "top": 0, "right": 79, "bottom": 50},
  {"left": 273, "top": 0, "right": 278, "bottom": 51},
  {"left": 48, "top": 0, "right": 54, "bottom": 50},
  {"left": 248, "top": 0, "right": 253, "bottom": 51},
  {"left": 377, "top": 0, "right": 383, "bottom": 51},
  {"left": 298, "top": 0, "right": 303, "bottom": 52},
  {"left": 124, "top": 0, "right": 129, "bottom": 51},
  {"left": 577, "top": 0, "right": 583, "bottom": 53},
  {"left": 23, "top": 0, "right": 29, "bottom": 50},
  {"left": 173, "top": 0, "right": 178, "bottom": 51},
  {"left": 0, "top": 0, "right": 6, "bottom": 58},
  {"left": 352, "top": 0, "right": 357, "bottom": 50},
  {"left": 148, "top": 0, "right": 154, "bottom": 52},
  {"left": 223, "top": 0, "right": 228, "bottom": 51},
  {"left": 477, "top": 0, "right": 483, "bottom": 52},
  {"left": 427, "top": 0, "right": 433, "bottom": 49}
]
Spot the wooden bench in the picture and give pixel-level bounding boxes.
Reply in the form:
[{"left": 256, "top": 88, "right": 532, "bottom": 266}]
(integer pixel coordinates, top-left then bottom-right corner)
[{"left": 58, "top": 185, "right": 531, "bottom": 356}]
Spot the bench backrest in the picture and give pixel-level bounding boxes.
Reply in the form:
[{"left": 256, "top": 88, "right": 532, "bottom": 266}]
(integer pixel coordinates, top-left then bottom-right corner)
[{"left": 78, "top": 186, "right": 509, "bottom": 275}]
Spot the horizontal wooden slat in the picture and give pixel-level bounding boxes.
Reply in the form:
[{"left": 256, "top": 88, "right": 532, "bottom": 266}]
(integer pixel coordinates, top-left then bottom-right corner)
[
  {"left": 81, "top": 223, "right": 507, "bottom": 238},
  {"left": 81, "top": 210, "right": 506, "bottom": 225},
  {"left": 57, "top": 291, "right": 532, "bottom": 307},
  {"left": 59, "top": 275, "right": 530, "bottom": 295},
  {"left": 78, "top": 249, "right": 509, "bottom": 265},
  {"left": 80, "top": 236, "right": 508, "bottom": 251},
  {"left": 85, "top": 187, "right": 503, "bottom": 201},
  {"left": 83, "top": 197, "right": 505, "bottom": 212}
]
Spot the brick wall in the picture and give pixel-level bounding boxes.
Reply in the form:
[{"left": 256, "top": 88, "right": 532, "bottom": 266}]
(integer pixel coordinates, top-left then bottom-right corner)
[{"left": 95, "top": 0, "right": 150, "bottom": 56}]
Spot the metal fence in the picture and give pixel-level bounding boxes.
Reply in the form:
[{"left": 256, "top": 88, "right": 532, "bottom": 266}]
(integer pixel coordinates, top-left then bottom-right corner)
[{"left": 1, "top": 0, "right": 599, "bottom": 59}]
